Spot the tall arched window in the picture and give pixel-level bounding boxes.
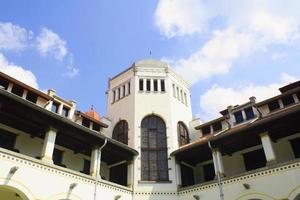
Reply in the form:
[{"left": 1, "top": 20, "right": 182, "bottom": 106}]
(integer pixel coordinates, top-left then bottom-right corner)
[
  {"left": 141, "top": 115, "right": 169, "bottom": 181},
  {"left": 178, "top": 122, "right": 189, "bottom": 146},
  {"left": 112, "top": 120, "right": 128, "bottom": 145}
]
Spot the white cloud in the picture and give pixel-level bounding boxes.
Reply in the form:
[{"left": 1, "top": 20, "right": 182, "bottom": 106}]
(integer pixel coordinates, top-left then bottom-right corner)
[
  {"left": 155, "top": 0, "right": 210, "bottom": 38},
  {"left": 173, "top": 28, "right": 256, "bottom": 84},
  {"left": 0, "top": 22, "right": 32, "bottom": 51},
  {"left": 199, "top": 73, "right": 298, "bottom": 121},
  {"left": 155, "top": 0, "right": 300, "bottom": 84},
  {"left": 36, "top": 27, "right": 67, "bottom": 61},
  {"left": 0, "top": 53, "right": 38, "bottom": 88}
]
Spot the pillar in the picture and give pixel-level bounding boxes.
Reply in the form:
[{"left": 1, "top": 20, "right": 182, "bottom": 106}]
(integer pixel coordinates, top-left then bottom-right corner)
[
  {"left": 7, "top": 83, "right": 13, "bottom": 92},
  {"left": 41, "top": 127, "right": 57, "bottom": 164},
  {"left": 57, "top": 103, "right": 63, "bottom": 115},
  {"left": 45, "top": 100, "right": 53, "bottom": 111},
  {"left": 175, "top": 162, "right": 182, "bottom": 187},
  {"left": 215, "top": 150, "right": 225, "bottom": 177},
  {"left": 260, "top": 132, "right": 277, "bottom": 165},
  {"left": 22, "top": 90, "right": 28, "bottom": 99},
  {"left": 212, "top": 148, "right": 225, "bottom": 178},
  {"left": 90, "top": 147, "right": 100, "bottom": 178},
  {"left": 127, "top": 160, "right": 134, "bottom": 187}
]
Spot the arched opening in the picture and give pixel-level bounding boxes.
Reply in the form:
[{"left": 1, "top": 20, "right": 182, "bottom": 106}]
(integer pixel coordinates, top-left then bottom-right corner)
[
  {"left": 112, "top": 120, "right": 128, "bottom": 145},
  {"left": 141, "top": 115, "right": 169, "bottom": 181},
  {"left": 294, "top": 193, "right": 300, "bottom": 200},
  {"left": 0, "top": 186, "right": 29, "bottom": 200},
  {"left": 177, "top": 121, "right": 189, "bottom": 146}
]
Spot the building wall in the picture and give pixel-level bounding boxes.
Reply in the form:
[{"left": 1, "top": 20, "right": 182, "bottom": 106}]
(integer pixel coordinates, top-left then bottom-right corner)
[{"left": 0, "top": 148, "right": 132, "bottom": 200}]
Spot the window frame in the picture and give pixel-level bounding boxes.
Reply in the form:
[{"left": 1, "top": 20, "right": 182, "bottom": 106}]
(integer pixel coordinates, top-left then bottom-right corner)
[
  {"left": 177, "top": 122, "right": 190, "bottom": 146},
  {"left": 141, "top": 115, "right": 169, "bottom": 181},
  {"left": 112, "top": 120, "right": 129, "bottom": 145}
]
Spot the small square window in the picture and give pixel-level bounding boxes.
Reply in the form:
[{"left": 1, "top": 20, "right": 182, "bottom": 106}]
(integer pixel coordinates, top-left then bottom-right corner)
[
  {"left": 122, "top": 85, "right": 125, "bottom": 97},
  {"left": 112, "top": 90, "right": 116, "bottom": 103},
  {"left": 93, "top": 123, "right": 100, "bottom": 131},
  {"left": 0, "top": 79, "right": 9, "bottom": 90},
  {"left": 244, "top": 107, "right": 255, "bottom": 120},
  {"left": 268, "top": 100, "right": 280, "bottom": 111},
  {"left": 11, "top": 84, "right": 23, "bottom": 97},
  {"left": 202, "top": 126, "right": 211, "bottom": 136},
  {"left": 62, "top": 106, "right": 69, "bottom": 117},
  {"left": 234, "top": 111, "right": 244, "bottom": 124},
  {"left": 212, "top": 122, "right": 222, "bottom": 132},
  {"left": 282, "top": 95, "right": 295, "bottom": 106},
  {"left": 26, "top": 91, "right": 38, "bottom": 103},
  {"left": 82, "top": 118, "right": 90, "bottom": 128},
  {"left": 118, "top": 88, "right": 120, "bottom": 99},
  {"left": 51, "top": 102, "right": 59, "bottom": 113}
]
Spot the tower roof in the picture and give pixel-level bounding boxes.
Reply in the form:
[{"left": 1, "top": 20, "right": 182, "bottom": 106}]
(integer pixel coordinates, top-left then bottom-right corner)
[{"left": 85, "top": 106, "right": 101, "bottom": 121}]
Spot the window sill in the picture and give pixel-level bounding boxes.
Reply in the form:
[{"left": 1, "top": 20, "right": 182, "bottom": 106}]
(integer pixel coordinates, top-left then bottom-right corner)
[{"left": 138, "top": 180, "right": 172, "bottom": 184}]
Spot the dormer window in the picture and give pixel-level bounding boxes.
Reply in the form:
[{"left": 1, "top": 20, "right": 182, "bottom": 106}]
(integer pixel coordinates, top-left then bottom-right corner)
[
  {"left": 202, "top": 126, "right": 211, "bottom": 136},
  {"left": 268, "top": 100, "right": 280, "bottom": 111},
  {"left": 62, "top": 106, "right": 69, "bottom": 117},
  {"left": 51, "top": 101, "right": 59, "bottom": 113},
  {"left": 0, "top": 79, "right": 9, "bottom": 90},
  {"left": 26, "top": 91, "right": 38, "bottom": 103},
  {"left": 11, "top": 84, "right": 23, "bottom": 97},
  {"left": 244, "top": 107, "right": 255, "bottom": 120},
  {"left": 282, "top": 95, "right": 295, "bottom": 106},
  {"left": 234, "top": 111, "right": 244, "bottom": 124},
  {"left": 82, "top": 117, "right": 90, "bottom": 128},
  {"left": 212, "top": 122, "right": 222, "bottom": 132}
]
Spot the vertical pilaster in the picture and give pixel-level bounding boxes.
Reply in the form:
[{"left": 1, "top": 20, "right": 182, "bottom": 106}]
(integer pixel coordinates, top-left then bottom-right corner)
[
  {"left": 90, "top": 147, "right": 100, "bottom": 178},
  {"left": 127, "top": 160, "right": 134, "bottom": 187},
  {"left": 175, "top": 162, "right": 182, "bottom": 187},
  {"left": 7, "top": 83, "right": 13, "bottom": 92},
  {"left": 22, "top": 90, "right": 28, "bottom": 99},
  {"left": 41, "top": 127, "right": 57, "bottom": 164},
  {"left": 260, "top": 132, "right": 277, "bottom": 165},
  {"left": 57, "top": 103, "right": 63, "bottom": 115}
]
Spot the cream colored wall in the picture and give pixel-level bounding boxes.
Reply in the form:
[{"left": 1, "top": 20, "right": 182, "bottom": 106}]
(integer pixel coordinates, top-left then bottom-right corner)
[
  {"left": 15, "top": 133, "right": 43, "bottom": 158},
  {"left": 178, "top": 160, "right": 300, "bottom": 200},
  {"left": 0, "top": 148, "right": 132, "bottom": 200}
]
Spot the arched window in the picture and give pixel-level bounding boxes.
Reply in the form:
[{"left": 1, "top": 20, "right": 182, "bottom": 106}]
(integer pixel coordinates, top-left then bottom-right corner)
[
  {"left": 112, "top": 120, "right": 128, "bottom": 145},
  {"left": 141, "top": 115, "right": 169, "bottom": 181},
  {"left": 177, "top": 122, "right": 189, "bottom": 146}
]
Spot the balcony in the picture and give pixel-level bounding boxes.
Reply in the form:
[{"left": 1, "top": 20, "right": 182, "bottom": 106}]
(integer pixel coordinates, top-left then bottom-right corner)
[
  {"left": 0, "top": 147, "right": 132, "bottom": 200},
  {"left": 178, "top": 159, "right": 300, "bottom": 200}
]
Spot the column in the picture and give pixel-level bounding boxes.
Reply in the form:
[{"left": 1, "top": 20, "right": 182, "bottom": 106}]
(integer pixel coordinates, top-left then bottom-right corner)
[
  {"left": 90, "top": 147, "right": 100, "bottom": 178},
  {"left": 22, "top": 90, "right": 28, "bottom": 99},
  {"left": 68, "top": 100, "right": 76, "bottom": 120},
  {"left": 175, "top": 162, "right": 182, "bottom": 187},
  {"left": 45, "top": 100, "right": 53, "bottom": 111},
  {"left": 212, "top": 148, "right": 225, "bottom": 178},
  {"left": 215, "top": 149, "right": 225, "bottom": 177},
  {"left": 57, "top": 103, "right": 63, "bottom": 115},
  {"left": 260, "top": 132, "right": 277, "bottom": 165},
  {"left": 127, "top": 160, "right": 134, "bottom": 187},
  {"left": 41, "top": 127, "right": 57, "bottom": 164},
  {"left": 7, "top": 83, "right": 13, "bottom": 92}
]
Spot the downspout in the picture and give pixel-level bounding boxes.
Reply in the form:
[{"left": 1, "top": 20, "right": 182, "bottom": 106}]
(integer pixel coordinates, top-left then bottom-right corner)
[
  {"left": 94, "top": 138, "right": 107, "bottom": 200},
  {"left": 208, "top": 141, "right": 224, "bottom": 200}
]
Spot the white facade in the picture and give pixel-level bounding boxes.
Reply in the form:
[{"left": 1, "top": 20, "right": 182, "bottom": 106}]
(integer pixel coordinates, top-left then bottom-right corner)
[{"left": 106, "top": 60, "right": 193, "bottom": 197}]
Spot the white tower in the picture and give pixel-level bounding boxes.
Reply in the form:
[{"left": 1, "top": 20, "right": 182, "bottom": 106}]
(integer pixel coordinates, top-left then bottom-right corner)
[{"left": 106, "top": 59, "right": 192, "bottom": 198}]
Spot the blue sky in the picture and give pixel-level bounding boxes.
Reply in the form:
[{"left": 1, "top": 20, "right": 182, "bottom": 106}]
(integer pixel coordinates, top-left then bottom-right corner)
[{"left": 1, "top": 0, "right": 300, "bottom": 121}]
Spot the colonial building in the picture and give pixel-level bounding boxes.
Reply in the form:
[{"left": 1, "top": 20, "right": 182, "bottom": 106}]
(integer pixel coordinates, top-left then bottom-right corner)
[{"left": 0, "top": 59, "right": 300, "bottom": 200}]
